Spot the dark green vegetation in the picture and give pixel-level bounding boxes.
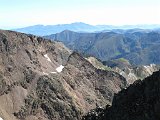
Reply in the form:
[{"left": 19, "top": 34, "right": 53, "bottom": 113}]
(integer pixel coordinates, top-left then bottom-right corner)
[
  {"left": 83, "top": 70, "right": 160, "bottom": 120},
  {"left": 45, "top": 30, "right": 160, "bottom": 65}
]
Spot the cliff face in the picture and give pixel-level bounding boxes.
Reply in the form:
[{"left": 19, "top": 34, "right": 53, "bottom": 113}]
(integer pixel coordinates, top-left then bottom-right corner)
[
  {"left": 0, "top": 30, "right": 127, "bottom": 120},
  {"left": 83, "top": 70, "right": 160, "bottom": 120}
]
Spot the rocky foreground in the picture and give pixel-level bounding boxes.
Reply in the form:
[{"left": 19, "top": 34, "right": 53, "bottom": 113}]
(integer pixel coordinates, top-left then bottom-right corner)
[
  {"left": 0, "top": 30, "right": 127, "bottom": 120},
  {"left": 83, "top": 70, "right": 160, "bottom": 120}
]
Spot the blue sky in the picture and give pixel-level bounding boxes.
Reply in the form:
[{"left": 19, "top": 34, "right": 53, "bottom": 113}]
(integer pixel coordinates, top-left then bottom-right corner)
[{"left": 0, "top": 0, "right": 160, "bottom": 29}]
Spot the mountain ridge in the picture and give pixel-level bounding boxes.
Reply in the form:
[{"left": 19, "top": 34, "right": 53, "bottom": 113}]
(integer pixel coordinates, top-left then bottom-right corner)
[
  {"left": 0, "top": 30, "right": 127, "bottom": 120},
  {"left": 45, "top": 30, "right": 160, "bottom": 65},
  {"left": 13, "top": 22, "right": 160, "bottom": 36}
]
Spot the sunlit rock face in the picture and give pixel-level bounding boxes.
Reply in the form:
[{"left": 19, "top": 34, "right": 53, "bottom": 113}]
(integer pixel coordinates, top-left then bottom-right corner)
[
  {"left": 0, "top": 30, "right": 127, "bottom": 120},
  {"left": 86, "top": 57, "right": 160, "bottom": 85},
  {"left": 113, "top": 63, "right": 160, "bottom": 84}
]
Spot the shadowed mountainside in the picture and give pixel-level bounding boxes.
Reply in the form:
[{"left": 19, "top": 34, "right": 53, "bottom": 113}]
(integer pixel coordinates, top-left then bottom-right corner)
[
  {"left": 45, "top": 30, "right": 160, "bottom": 65},
  {"left": 83, "top": 70, "right": 160, "bottom": 120}
]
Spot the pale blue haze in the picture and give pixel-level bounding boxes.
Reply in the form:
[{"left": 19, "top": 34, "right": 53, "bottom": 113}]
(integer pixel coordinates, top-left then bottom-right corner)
[{"left": 0, "top": 0, "right": 160, "bottom": 29}]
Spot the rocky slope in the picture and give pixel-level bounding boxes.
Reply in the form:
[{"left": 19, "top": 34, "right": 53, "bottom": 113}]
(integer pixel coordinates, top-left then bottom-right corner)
[
  {"left": 45, "top": 30, "right": 160, "bottom": 65},
  {"left": 83, "top": 70, "right": 160, "bottom": 120},
  {"left": 105, "top": 58, "right": 160, "bottom": 84},
  {"left": 113, "top": 63, "right": 160, "bottom": 84},
  {"left": 0, "top": 30, "right": 127, "bottom": 120},
  {"left": 86, "top": 57, "right": 112, "bottom": 71},
  {"left": 87, "top": 57, "right": 160, "bottom": 84}
]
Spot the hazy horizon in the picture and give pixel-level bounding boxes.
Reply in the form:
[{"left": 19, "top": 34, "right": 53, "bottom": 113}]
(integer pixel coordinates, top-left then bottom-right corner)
[
  {"left": 1, "top": 0, "right": 160, "bottom": 29},
  {"left": 9, "top": 22, "right": 160, "bottom": 30}
]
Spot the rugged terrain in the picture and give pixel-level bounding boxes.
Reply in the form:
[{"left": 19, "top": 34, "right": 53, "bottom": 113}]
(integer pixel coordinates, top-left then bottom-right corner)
[
  {"left": 45, "top": 30, "right": 160, "bottom": 65},
  {"left": 87, "top": 57, "right": 160, "bottom": 84},
  {"left": 0, "top": 30, "right": 127, "bottom": 120},
  {"left": 83, "top": 70, "right": 160, "bottom": 120}
]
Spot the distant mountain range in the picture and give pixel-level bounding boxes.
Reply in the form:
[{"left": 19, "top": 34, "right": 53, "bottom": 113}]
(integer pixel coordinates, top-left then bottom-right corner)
[
  {"left": 13, "top": 22, "right": 160, "bottom": 36},
  {"left": 44, "top": 30, "right": 160, "bottom": 65}
]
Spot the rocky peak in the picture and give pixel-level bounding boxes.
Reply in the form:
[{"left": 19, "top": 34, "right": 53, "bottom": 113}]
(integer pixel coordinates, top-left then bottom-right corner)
[{"left": 0, "top": 30, "right": 127, "bottom": 120}]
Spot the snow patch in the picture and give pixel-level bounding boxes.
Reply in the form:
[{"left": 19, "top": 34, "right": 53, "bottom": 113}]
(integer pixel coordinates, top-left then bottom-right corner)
[
  {"left": 43, "top": 72, "right": 48, "bottom": 75},
  {"left": 0, "top": 117, "right": 3, "bottom": 120},
  {"left": 56, "top": 65, "right": 64, "bottom": 73},
  {"left": 51, "top": 72, "right": 57, "bottom": 74},
  {"left": 44, "top": 54, "right": 52, "bottom": 62}
]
